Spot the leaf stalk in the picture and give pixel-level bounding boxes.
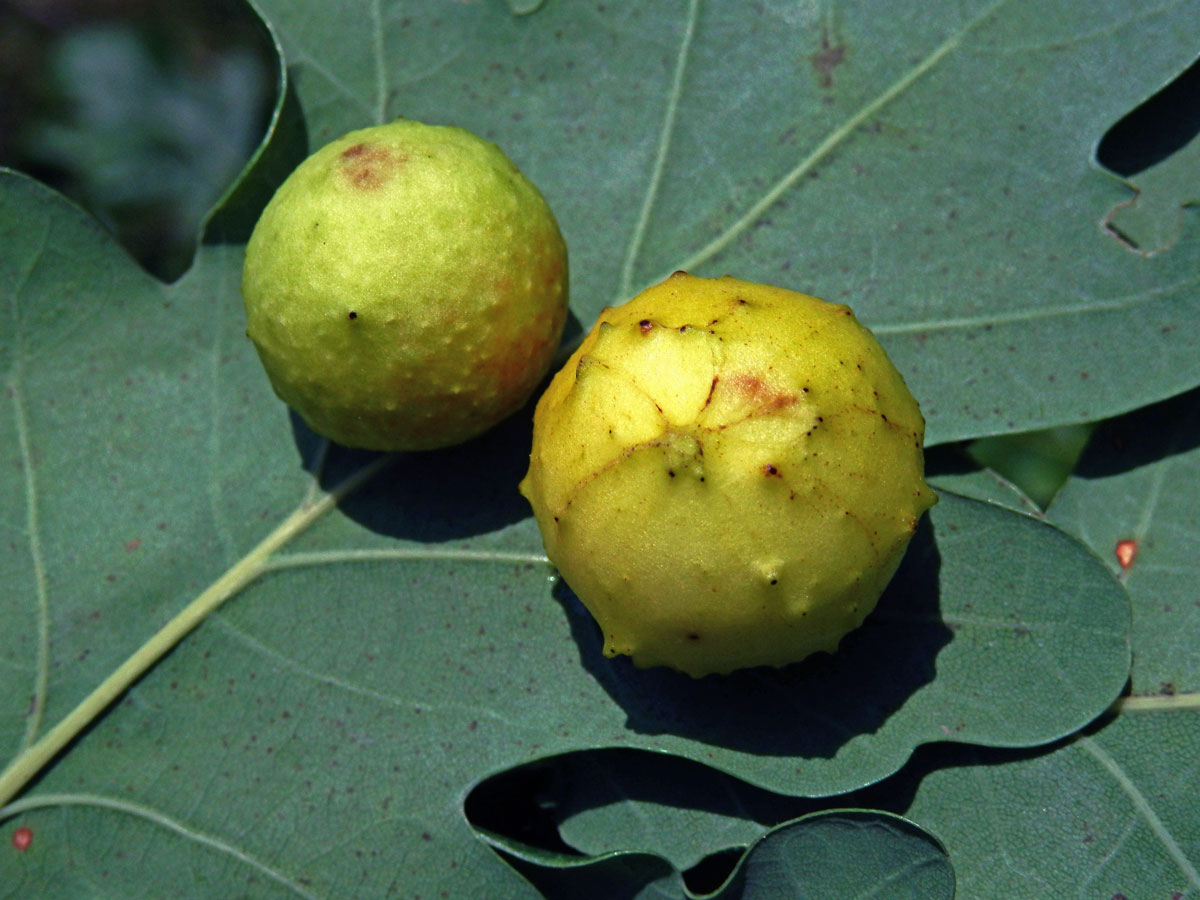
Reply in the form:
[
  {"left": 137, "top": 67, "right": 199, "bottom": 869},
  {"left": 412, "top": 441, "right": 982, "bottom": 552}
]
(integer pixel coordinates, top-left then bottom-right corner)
[{"left": 0, "top": 455, "right": 392, "bottom": 815}]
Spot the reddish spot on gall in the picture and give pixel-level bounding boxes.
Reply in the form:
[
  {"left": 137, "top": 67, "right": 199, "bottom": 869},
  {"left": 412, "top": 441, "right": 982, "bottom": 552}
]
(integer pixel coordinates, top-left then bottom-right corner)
[
  {"left": 638, "top": 319, "right": 652, "bottom": 333},
  {"left": 12, "top": 827, "right": 32, "bottom": 851},
  {"left": 1115, "top": 539, "right": 1137, "bottom": 570},
  {"left": 339, "top": 142, "right": 402, "bottom": 190},
  {"left": 763, "top": 464, "right": 780, "bottom": 477},
  {"left": 728, "top": 373, "right": 796, "bottom": 411}
]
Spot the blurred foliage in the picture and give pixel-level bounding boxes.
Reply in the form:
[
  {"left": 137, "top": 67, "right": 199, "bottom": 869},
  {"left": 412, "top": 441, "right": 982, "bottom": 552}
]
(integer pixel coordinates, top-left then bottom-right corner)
[
  {"left": 965, "top": 424, "right": 1092, "bottom": 509},
  {"left": 0, "top": 0, "right": 275, "bottom": 281}
]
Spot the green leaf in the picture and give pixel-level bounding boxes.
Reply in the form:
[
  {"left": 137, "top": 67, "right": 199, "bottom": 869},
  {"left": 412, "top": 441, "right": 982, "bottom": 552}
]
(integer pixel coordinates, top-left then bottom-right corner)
[
  {"left": 552, "top": 751, "right": 793, "bottom": 871},
  {"left": 927, "top": 456, "right": 1045, "bottom": 518},
  {"left": 6, "top": 1, "right": 1200, "bottom": 895},
  {"left": 488, "top": 810, "right": 953, "bottom": 900},
  {"left": 965, "top": 425, "right": 1093, "bottom": 508},
  {"left": 1105, "top": 133, "right": 1200, "bottom": 256},
  {"left": 0, "top": 167, "right": 1130, "bottom": 895},
  {"left": 924, "top": 422, "right": 1092, "bottom": 516},
  {"left": 726, "top": 812, "right": 953, "bottom": 900},
  {"left": 906, "top": 706, "right": 1200, "bottom": 899},
  {"left": 246, "top": 0, "right": 1200, "bottom": 445},
  {"left": 907, "top": 387, "right": 1200, "bottom": 898},
  {"left": 480, "top": 840, "right": 682, "bottom": 900},
  {"left": 1047, "top": 387, "right": 1200, "bottom": 696}
]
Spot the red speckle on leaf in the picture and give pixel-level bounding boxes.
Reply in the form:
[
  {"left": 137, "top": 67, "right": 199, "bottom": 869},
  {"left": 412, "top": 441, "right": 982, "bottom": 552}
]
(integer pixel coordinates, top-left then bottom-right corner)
[
  {"left": 1115, "top": 539, "right": 1137, "bottom": 570},
  {"left": 124, "top": 539, "right": 141, "bottom": 552},
  {"left": 12, "top": 827, "right": 32, "bottom": 851}
]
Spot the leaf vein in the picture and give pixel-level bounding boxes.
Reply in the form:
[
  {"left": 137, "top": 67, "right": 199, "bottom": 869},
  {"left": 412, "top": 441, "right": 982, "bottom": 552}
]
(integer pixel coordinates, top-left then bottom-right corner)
[
  {"left": 371, "top": 0, "right": 387, "bottom": 123},
  {"left": 207, "top": 260, "right": 235, "bottom": 563},
  {"left": 0, "top": 792, "right": 321, "bottom": 899},
  {"left": 7, "top": 217, "right": 52, "bottom": 754},
  {"left": 301, "top": 438, "right": 332, "bottom": 506},
  {"left": 980, "top": 0, "right": 1185, "bottom": 54},
  {"left": 620, "top": 0, "right": 701, "bottom": 295},
  {"left": 1114, "top": 691, "right": 1200, "bottom": 713},
  {"left": 870, "top": 276, "right": 1200, "bottom": 336},
  {"left": 1080, "top": 735, "right": 1200, "bottom": 890},
  {"left": 212, "top": 617, "right": 519, "bottom": 730},
  {"left": 0, "top": 455, "right": 393, "bottom": 811},
  {"left": 263, "top": 547, "right": 550, "bottom": 572},
  {"left": 288, "top": 50, "right": 374, "bottom": 120},
  {"left": 665, "top": 0, "right": 1013, "bottom": 281}
]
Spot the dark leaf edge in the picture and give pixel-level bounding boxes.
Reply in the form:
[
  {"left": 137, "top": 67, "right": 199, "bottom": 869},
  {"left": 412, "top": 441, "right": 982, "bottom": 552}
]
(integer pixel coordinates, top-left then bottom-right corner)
[{"left": 479, "top": 808, "right": 953, "bottom": 900}]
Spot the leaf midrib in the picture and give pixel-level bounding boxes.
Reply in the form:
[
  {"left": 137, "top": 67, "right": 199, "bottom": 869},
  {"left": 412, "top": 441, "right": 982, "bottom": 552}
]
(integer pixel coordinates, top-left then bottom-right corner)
[
  {"left": 640, "top": 0, "right": 1014, "bottom": 296},
  {"left": 0, "top": 453, "right": 393, "bottom": 812}
]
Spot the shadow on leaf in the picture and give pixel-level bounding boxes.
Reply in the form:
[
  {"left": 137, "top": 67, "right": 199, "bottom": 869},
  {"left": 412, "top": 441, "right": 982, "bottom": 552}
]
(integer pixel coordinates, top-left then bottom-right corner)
[
  {"left": 1070, "top": 385, "right": 1200, "bottom": 479},
  {"left": 552, "top": 515, "right": 951, "bottom": 757},
  {"left": 288, "top": 307, "right": 585, "bottom": 541},
  {"left": 289, "top": 401, "right": 534, "bottom": 542}
]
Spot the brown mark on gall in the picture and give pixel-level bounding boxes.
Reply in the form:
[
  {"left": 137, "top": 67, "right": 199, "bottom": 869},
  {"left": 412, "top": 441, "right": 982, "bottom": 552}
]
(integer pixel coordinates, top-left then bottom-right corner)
[
  {"left": 763, "top": 464, "right": 780, "bottom": 477},
  {"left": 638, "top": 319, "right": 653, "bottom": 334},
  {"left": 728, "top": 373, "right": 797, "bottom": 412},
  {"left": 339, "top": 142, "right": 403, "bottom": 190}
]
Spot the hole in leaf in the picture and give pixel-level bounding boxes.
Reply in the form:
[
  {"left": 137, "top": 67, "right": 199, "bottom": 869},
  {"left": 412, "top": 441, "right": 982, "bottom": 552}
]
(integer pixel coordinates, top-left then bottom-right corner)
[
  {"left": 1096, "top": 55, "right": 1200, "bottom": 178},
  {"left": 0, "top": 0, "right": 277, "bottom": 281},
  {"left": 682, "top": 846, "right": 743, "bottom": 895},
  {"left": 464, "top": 760, "right": 582, "bottom": 857}
]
